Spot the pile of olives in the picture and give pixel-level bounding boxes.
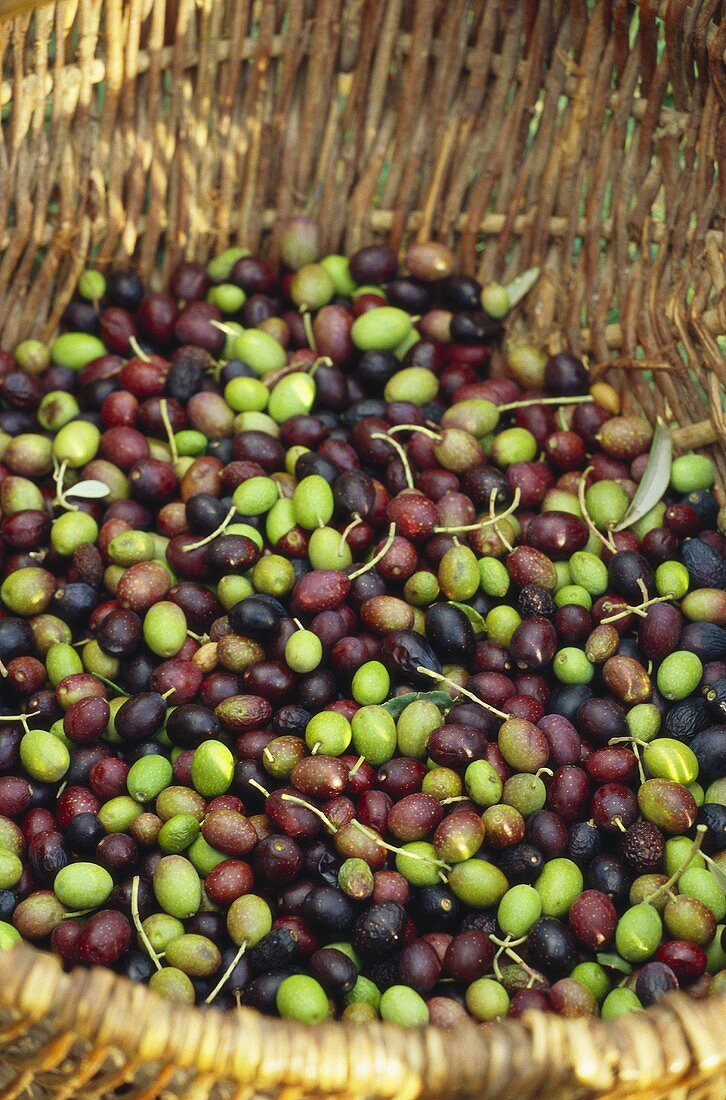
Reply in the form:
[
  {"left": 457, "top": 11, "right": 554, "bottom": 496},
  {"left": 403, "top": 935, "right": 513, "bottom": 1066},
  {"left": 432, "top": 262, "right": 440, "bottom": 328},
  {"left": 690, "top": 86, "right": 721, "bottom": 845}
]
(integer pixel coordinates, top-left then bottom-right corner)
[{"left": 0, "top": 218, "right": 723, "bottom": 1029}]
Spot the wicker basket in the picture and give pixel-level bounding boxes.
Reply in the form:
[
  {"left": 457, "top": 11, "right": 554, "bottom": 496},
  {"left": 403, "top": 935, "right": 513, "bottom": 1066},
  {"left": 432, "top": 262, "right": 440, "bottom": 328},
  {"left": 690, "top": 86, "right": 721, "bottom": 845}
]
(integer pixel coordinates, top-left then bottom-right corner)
[{"left": 0, "top": 1, "right": 724, "bottom": 1097}]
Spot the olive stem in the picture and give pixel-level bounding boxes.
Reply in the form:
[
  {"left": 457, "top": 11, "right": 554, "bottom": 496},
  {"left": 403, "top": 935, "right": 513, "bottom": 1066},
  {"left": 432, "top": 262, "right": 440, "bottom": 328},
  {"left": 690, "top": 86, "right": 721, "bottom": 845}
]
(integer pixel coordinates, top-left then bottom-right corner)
[
  {"left": 489, "top": 487, "right": 514, "bottom": 552},
  {"left": 210, "top": 320, "right": 240, "bottom": 337},
  {"left": 490, "top": 934, "right": 528, "bottom": 950},
  {"left": 414, "top": 666, "right": 511, "bottom": 720},
  {"left": 128, "top": 336, "right": 151, "bottom": 362},
  {"left": 338, "top": 514, "right": 362, "bottom": 556},
  {"left": 347, "top": 755, "right": 366, "bottom": 779},
  {"left": 349, "top": 819, "right": 451, "bottom": 871},
  {"left": 247, "top": 778, "right": 270, "bottom": 799},
  {"left": 433, "top": 487, "right": 521, "bottom": 535},
  {"left": 440, "top": 795, "right": 469, "bottom": 805},
  {"left": 387, "top": 424, "right": 442, "bottom": 442},
  {"left": 608, "top": 736, "right": 648, "bottom": 783},
  {"left": 370, "top": 433, "right": 415, "bottom": 490},
  {"left": 308, "top": 355, "right": 333, "bottom": 377},
  {"left": 52, "top": 459, "right": 79, "bottom": 513},
  {"left": 263, "top": 747, "right": 275, "bottom": 764},
  {"left": 578, "top": 467, "right": 617, "bottom": 553},
  {"left": 183, "top": 506, "right": 237, "bottom": 552},
  {"left": 131, "top": 875, "right": 163, "bottom": 970},
  {"left": 600, "top": 592, "right": 674, "bottom": 625},
  {"left": 646, "top": 824, "right": 707, "bottom": 905},
  {"left": 300, "top": 306, "right": 317, "bottom": 352},
  {"left": 281, "top": 793, "right": 338, "bottom": 834},
  {"left": 498, "top": 395, "right": 593, "bottom": 412},
  {"left": 205, "top": 941, "right": 248, "bottom": 1003},
  {"left": 348, "top": 522, "right": 397, "bottom": 581},
  {"left": 159, "top": 399, "right": 179, "bottom": 465},
  {"left": 612, "top": 816, "right": 627, "bottom": 833},
  {"left": 161, "top": 688, "right": 176, "bottom": 700}
]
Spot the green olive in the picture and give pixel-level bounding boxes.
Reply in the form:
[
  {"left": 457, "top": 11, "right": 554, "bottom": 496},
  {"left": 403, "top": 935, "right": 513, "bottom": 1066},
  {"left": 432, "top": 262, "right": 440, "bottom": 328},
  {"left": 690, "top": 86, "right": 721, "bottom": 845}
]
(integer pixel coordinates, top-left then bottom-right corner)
[
  {"left": 1, "top": 567, "right": 56, "bottom": 615},
  {"left": 53, "top": 421, "right": 101, "bottom": 467},
  {"left": 50, "top": 511, "right": 99, "bottom": 557},
  {"left": 190, "top": 740, "right": 234, "bottom": 798},
  {"left": 268, "top": 372, "right": 316, "bottom": 422},
  {"left": 54, "top": 862, "right": 114, "bottom": 910},
  {"left": 233, "top": 330, "right": 286, "bottom": 376},
  {"left": 351, "top": 307, "right": 413, "bottom": 351},
  {"left": 153, "top": 855, "right": 202, "bottom": 919},
  {"left": 292, "top": 475, "right": 335, "bottom": 529},
  {"left": 383, "top": 367, "right": 439, "bottom": 405},
  {"left": 143, "top": 600, "right": 188, "bottom": 658},
  {"left": 50, "top": 332, "right": 106, "bottom": 370},
  {"left": 19, "top": 729, "right": 70, "bottom": 783}
]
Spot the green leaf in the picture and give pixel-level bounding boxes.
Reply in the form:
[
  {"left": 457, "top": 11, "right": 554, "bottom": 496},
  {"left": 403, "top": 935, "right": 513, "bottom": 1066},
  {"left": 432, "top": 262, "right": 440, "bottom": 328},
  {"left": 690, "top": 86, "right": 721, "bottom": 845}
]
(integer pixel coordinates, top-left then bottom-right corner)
[
  {"left": 448, "top": 601, "right": 487, "bottom": 636},
  {"left": 703, "top": 854, "right": 726, "bottom": 895},
  {"left": 596, "top": 953, "right": 633, "bottom": 974},
  {"left": 613, "top": 418, "right": 672, "bottom": 531},
  {"left": 504, "top": 266, "right": 541, "bottom": 309},
  {"left": 65, "top": 479, "right": 111, "bottom": 499},
  {"left": 381, "top": 691, "right": 452, "bottom": 719}
]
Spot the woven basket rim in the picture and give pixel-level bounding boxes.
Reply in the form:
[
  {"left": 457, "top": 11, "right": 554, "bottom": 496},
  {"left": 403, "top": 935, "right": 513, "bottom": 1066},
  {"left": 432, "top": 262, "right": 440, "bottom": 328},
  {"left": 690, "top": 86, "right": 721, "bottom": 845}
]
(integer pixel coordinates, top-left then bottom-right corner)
[{"left": 1, "top": 943, "right": 725, "bottom": 1098}]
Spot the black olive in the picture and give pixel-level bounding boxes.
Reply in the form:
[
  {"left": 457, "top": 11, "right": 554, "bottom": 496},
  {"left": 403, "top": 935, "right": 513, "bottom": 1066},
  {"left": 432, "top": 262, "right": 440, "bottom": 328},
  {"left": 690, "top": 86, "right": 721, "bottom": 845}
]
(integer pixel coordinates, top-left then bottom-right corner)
[{"left": 424, "top": 603, "right": 476, "bottom": 664}]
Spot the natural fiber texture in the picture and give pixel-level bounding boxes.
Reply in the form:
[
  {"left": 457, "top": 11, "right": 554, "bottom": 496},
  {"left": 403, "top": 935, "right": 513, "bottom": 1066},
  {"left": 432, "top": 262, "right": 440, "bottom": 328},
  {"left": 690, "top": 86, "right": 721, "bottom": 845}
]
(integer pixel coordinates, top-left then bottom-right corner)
[
  {"left": 0, "top": 945, "right": 723, "bottom": 1099},
  {"left": 0, "top": 2, "right": 725, "bottom": 1098},
  {"left": 0, "top": 0, "right": 724, "bottom": 479}
]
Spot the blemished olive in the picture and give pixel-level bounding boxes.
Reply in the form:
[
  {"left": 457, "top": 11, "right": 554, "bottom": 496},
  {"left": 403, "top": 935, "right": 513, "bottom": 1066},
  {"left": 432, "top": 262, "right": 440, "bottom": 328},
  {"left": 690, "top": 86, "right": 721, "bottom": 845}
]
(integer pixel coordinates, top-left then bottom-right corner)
[{"left": 164, "top": 933, "right": 222, "bottom": 977}]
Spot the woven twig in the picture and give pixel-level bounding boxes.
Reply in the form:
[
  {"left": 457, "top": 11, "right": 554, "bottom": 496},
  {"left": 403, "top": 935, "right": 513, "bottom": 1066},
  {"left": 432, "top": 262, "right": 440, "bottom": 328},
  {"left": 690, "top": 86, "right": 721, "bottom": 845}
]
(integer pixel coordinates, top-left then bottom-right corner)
[
  {"left": 0, "top": 2, "right": 722, "bottom": 475},
  {"left": 0, "top": 946, "right": 723, "bottom": 1100}
]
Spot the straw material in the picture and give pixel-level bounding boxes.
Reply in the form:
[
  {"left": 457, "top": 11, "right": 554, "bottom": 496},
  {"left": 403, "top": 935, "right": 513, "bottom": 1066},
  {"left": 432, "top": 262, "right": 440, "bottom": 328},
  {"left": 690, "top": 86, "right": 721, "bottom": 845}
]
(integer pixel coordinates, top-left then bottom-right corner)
[
  {"left": 0, "top": 945, "right": 724, "bottom": 1099},
  {"left": 0, "top": 1, "right": 725, "bottom": 1097}
]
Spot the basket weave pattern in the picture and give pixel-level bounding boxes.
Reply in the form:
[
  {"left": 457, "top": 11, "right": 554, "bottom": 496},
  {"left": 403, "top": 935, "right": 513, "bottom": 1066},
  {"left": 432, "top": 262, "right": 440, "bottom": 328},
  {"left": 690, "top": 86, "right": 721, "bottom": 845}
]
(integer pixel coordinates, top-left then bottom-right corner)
[{"left": 0, "top": 1, "right": 725, "bottom": 1097}]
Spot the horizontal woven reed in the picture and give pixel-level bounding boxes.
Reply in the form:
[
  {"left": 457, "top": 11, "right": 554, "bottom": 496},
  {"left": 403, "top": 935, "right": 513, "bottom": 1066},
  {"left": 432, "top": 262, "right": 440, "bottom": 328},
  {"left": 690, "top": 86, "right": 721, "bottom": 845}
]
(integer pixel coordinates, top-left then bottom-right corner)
[
  {"left": 0, "top": 945, "right": 724, "bottom": 1099},
  {"left": 0, "top": 1, "right": 725, "bottom": 1098}
]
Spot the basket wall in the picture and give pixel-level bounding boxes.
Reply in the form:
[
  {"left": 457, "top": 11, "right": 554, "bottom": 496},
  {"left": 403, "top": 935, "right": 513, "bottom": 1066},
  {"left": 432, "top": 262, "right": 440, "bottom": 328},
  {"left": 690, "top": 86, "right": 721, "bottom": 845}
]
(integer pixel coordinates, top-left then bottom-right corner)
[
  {"left": 0, "top": 0, "right": 724, "bottom": 477},
  {"left": 0, "top": 2, "right": 724, "bottom": 1099}
]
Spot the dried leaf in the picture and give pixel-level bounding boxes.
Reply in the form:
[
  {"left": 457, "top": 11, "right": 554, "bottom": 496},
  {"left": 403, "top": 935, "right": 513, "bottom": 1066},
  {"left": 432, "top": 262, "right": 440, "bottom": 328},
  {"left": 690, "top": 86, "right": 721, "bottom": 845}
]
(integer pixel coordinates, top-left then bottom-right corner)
[
  {"left": 382, "top": 691, "right": 452, "bottom": 718},
  {"left": 596, "top": 953, "right": 633, "bottom": 974},
  {"left": 449, "top": 601, "right": 487, "bottom": 636},
  {"left": 613, "top": 418, "right": 672, "bottom": 531},
  {"left": 65, "top": 480, "right": 111, "bottom": 499}
]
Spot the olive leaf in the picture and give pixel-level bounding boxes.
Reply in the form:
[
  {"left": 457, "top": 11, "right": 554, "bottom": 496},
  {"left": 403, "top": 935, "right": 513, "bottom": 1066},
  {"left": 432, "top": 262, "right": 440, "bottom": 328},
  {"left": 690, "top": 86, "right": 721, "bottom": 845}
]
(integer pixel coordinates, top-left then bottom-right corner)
[
  {"left": 382, "top": 691, "right": 452, "bottom": 718},
  {"left": 505, "top": 266, "right": 541, "bottom": 309},
  {"left": 703, "top": 853, "right": 726, "bottom": 895},
  {"left": 64, "top": 479, "right": 111, "bottom": 499},
  {"left": 596, "top": 952, "right": 633, "bottom": 974},
  {"left": 613, "top": 418, "right": 672, "bottom": 531},
  {"left": 448, "top": 601, "right": 487, "bottom": 636}
]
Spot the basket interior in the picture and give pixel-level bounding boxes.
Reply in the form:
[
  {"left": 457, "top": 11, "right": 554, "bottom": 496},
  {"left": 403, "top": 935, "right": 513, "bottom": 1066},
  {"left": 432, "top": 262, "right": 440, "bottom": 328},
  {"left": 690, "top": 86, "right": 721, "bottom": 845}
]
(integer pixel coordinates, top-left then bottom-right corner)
[{"left": 0, "top": 0, "right": 724, "bottom": 487}]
